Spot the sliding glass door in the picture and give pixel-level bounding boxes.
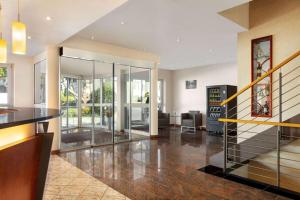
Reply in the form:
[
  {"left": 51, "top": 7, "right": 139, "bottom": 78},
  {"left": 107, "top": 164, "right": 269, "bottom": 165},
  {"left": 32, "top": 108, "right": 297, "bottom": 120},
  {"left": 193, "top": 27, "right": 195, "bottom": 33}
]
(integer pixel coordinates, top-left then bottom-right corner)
[
  {"left": 60, "top": 56, "right": 151, "bottom": 150},
  {"left": 60, "top": 57, "right": 94, "bottom": 149},
  {"left": 93, "top": 61, "right": 113, "bottom": 146},
  {"left": 60, "top": 76, "right": 79, "bottom": 129},
  {"left": 130, "top": 67, "right": 151, "bottom": 139},
  {"left": 114, "top": 64, "right": 130, "bottom": 143}
]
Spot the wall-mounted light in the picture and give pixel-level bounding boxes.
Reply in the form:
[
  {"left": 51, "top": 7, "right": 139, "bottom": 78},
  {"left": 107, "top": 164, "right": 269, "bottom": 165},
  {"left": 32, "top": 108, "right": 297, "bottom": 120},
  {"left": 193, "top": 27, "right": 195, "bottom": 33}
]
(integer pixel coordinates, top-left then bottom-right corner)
[{"left": 12, "top": 0, "right": 26, "bottom": 55}]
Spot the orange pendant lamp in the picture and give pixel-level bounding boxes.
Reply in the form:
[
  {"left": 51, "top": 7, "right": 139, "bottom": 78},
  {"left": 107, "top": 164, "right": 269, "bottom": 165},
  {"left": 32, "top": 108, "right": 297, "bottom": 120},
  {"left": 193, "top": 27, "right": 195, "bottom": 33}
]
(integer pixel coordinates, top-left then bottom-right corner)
[
  {"left": 12, "top": 0, "right": 26, "bottom": 55},
  {"left": 0, "top": 2, "right": 7, "bottom": 63}
]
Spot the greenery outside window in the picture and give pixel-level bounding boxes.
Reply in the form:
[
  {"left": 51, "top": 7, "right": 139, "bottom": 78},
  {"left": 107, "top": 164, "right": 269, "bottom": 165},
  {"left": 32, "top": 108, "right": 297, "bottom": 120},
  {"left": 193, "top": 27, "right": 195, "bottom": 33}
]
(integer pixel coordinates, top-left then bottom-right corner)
[
  {"left": 60, "top": 75, "right": 114, "bottom": 130},
  {"left": 0, "top": 65, "right": 13, "bottom": 106}
]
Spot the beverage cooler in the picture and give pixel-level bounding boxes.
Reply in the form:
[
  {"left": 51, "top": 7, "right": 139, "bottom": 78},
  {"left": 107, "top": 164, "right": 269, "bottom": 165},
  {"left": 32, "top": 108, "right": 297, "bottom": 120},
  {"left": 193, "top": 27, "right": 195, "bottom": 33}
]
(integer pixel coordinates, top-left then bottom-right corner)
[{"left": 206, "top": 85, "right": 237, "bottom": 135}]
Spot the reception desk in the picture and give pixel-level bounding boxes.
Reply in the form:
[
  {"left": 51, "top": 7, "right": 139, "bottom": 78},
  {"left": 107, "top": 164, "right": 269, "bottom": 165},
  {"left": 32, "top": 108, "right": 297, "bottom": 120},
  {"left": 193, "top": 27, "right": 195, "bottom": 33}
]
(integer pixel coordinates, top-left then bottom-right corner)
[{"left": 0, "top": 107, "right": 60, "bottom": 200}]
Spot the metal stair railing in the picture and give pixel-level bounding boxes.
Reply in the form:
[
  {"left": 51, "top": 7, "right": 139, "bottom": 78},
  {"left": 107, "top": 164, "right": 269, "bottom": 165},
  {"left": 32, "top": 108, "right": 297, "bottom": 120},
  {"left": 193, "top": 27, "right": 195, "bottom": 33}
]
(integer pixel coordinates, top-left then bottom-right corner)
[{"left": 219, "top": 50, "right": 300, "bottom": 193}]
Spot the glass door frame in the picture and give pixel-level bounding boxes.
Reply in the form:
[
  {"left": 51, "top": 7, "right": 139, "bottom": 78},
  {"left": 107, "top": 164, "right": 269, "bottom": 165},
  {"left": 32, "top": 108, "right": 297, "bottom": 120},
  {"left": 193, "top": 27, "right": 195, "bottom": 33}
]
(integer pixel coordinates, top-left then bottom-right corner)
[
  {"left": 129, "top": 66, "right": 151, "bottom": 141},
  {"left": 59, "top": 55, "right": 152, "bottom": 151}
]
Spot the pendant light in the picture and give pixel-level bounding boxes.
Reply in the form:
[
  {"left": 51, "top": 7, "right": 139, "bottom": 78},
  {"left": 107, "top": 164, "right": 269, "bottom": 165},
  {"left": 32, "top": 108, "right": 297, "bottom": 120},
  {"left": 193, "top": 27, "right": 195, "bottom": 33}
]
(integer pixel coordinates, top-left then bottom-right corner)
[
  {"left": 0, "top": 2, "right": 7, "bottom": 63},
  {"left": 12, "top": 0, "right": 26, "bottom": 55}
]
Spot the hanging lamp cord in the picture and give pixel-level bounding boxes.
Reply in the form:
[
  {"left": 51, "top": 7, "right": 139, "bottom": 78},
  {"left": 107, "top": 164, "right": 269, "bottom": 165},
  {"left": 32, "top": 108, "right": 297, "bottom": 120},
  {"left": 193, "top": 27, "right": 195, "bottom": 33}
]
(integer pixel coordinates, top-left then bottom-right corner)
[
  {"left": 0, "top": 1, "right": 2, "bottom": 39},
  {"left": 17, "top": 0, "right": 20, "bottom": 21}
]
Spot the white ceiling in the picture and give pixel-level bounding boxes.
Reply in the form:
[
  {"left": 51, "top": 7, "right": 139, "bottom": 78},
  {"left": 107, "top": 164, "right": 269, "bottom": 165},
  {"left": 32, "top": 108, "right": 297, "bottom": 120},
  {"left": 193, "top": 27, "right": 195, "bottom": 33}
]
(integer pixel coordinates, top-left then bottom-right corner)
[
  {"left": 1, "top": 0, "right": 128, "bottom": 56},
  {"left": 76, "top": 0, "right": 250, "bottom": 70}
]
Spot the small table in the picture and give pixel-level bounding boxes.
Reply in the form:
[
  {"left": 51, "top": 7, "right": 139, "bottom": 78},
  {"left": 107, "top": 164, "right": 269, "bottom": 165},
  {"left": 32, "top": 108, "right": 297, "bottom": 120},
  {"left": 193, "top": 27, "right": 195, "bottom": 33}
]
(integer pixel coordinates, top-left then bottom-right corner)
[{"left": 169, "top": 114, "right": 181, "bottom": 129}]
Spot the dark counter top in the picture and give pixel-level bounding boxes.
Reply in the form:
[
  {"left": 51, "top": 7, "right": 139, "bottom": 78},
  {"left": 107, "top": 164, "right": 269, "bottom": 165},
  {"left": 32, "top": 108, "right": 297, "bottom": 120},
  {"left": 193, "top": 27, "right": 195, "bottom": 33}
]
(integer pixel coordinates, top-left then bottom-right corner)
[{"left": 0, "top": 107, "right": 60, "bottom": 129}]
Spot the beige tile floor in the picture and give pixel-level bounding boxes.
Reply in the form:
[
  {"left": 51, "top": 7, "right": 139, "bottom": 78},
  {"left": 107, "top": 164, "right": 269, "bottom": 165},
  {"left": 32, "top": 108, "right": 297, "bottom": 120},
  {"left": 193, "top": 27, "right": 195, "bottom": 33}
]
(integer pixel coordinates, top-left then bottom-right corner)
[{"left": 44, "top": 155, "right": 131, "bottom": 200}]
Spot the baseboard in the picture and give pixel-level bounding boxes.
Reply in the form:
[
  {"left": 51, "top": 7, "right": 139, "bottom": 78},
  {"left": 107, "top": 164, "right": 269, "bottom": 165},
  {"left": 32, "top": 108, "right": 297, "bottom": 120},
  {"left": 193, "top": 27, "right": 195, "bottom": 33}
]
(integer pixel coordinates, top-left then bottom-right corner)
[
  {"left": 150, "top": 135, "right": 160, "bottom": 139},
  {"left": 51, "top": 149, "right": 60, "bottom": 155}
]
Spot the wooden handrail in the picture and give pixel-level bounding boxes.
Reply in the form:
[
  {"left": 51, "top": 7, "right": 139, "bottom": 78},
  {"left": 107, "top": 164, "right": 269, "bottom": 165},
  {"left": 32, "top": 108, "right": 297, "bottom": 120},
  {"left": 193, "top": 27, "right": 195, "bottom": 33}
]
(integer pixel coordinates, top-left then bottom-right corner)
[
  {"left": 218, "top": 118, "right": 300, "bottom": 128},
  {"left": 221, "top": 50, "right": 300, "bottom": 106}
]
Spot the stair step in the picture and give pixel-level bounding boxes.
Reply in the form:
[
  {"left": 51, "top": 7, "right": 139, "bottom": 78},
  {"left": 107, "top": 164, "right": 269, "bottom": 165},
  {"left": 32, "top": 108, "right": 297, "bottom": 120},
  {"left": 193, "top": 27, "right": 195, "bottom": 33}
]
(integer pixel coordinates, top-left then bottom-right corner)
[{"left": 230, "top": 139, "right": 300, "bottom": 193}]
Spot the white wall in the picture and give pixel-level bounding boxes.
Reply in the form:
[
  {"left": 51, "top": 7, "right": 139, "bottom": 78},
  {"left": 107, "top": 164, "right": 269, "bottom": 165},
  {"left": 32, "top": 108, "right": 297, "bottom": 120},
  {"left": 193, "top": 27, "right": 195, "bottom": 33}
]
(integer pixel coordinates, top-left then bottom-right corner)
[
  {"left": 172, "top": 63, "right": 237, "bottom": 125},
  {"left": 62, "top": 36, "right": 159, "bottom": 64},
  {"left": 8, "top": 54, "right": 34, "bottom": 107},
  {"left": 33, "top": 46, "right": 60, "bottom": 151},
  {"left": 236, "top": 0, "right": 300, "bottom": 142}
]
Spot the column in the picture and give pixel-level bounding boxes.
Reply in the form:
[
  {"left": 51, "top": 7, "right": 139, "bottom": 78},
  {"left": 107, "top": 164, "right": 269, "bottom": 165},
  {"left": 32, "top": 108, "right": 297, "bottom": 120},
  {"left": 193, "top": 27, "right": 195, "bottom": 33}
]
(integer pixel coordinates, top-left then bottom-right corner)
[{"left": 151, "top": 64, "right": 158, "bottom": 136}]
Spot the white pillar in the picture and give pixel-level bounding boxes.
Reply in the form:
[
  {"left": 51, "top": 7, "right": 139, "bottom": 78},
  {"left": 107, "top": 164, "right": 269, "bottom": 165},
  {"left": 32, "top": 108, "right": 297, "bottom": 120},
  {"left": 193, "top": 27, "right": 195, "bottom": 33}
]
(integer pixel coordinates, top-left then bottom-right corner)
[
  {"left": 116, "top": 66, "right": 123, "bottom": 131},
  {"left": 46, "top": 46, "right": 60, "bottom": 150},
  {"left": 151, "top": 64, "right": 158, "bottom": 136}
]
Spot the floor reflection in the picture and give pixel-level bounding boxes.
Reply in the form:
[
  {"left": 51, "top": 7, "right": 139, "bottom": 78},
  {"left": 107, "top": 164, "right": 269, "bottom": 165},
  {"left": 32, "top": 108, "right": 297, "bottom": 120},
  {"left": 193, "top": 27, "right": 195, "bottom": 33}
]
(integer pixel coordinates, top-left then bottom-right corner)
[{"left": 60, "top": 128, "right": 286, "bottom": 200}]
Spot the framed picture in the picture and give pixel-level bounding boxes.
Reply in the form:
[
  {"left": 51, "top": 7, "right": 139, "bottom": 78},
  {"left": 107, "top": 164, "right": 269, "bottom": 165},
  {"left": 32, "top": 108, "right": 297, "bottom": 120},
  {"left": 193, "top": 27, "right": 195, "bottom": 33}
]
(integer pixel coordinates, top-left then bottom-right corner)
[
  {"left": 186, "top": 80, "right": 197, "bottom": 89},
  {"left": 251, "top": 35, "right": 272, "bottom": 117}
]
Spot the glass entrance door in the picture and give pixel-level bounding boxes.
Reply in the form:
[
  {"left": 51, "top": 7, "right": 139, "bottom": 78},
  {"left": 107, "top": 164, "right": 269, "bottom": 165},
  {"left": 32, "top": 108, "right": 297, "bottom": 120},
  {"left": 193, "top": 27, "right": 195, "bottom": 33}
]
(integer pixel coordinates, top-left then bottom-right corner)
[
  {"left": 60, "top": 56, "right": 151, "bottom": 150},
  {"left": 93, "top": 61, "right": 113, "bottom": 146},
  {"left": 60, "top": 76, "right": 79, "bottom": 129},
  {"left": 114, "top": 64, "right": 130, "bottom": 143},
  {"left": 130, "top": 67, "right": 151, "bottom": 140},
  {"left": 60, "top": 57, "right": 94, "bottom": 149}
]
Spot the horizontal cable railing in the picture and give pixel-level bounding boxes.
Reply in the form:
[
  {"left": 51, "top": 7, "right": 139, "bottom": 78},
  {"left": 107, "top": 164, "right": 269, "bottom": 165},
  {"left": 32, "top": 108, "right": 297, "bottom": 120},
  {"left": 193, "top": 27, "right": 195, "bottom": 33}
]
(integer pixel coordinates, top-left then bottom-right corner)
[
  {"left": 218, "top": 50, "right": 300, "bottom": 193},
  {"left": 221, "top": 50, "right": 300, "bottom": 106}
]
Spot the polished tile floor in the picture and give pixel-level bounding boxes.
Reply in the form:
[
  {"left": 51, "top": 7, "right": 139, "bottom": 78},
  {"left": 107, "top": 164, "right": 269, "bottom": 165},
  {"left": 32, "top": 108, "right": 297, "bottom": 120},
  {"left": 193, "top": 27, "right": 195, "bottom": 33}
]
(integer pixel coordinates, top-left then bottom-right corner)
[
  {"left": 60, "top": 128, "right": 290, "bottom": 200},
  {"left": 44, "top": 155, "right": 131, "bottom": 199}
]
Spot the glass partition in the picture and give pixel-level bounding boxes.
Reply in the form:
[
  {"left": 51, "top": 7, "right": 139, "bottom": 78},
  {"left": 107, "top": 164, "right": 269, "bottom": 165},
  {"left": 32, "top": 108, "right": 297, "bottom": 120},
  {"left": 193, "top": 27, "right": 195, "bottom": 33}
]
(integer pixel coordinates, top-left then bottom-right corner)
[{"left": 60, "top": 56, "right": 151, "bottom": 151}]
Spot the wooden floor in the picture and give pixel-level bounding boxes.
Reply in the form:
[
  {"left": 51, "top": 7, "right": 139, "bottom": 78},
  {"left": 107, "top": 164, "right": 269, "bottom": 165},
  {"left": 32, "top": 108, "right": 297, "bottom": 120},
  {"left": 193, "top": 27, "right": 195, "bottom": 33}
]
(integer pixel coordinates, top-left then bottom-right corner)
[
  {"left": 60, "top": 128, "right": 290, "bottom": 200},
  {"left": 231, "top": 139, "right": 300, "bottom": 193}
]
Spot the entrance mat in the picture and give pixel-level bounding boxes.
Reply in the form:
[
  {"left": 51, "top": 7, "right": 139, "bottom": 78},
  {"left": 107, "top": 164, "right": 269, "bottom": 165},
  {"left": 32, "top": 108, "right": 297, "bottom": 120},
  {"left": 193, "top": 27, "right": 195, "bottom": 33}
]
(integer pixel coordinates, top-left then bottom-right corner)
[{"left": 199, "top": 165, "right": 300, "bottom": 200}]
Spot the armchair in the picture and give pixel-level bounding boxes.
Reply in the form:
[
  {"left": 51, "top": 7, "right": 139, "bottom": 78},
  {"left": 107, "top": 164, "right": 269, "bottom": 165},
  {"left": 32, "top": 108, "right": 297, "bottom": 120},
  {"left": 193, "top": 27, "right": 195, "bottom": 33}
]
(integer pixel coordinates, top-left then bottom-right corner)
[
  {"left": 181, "top": 111, "right": 202, "bottom": 132},
  {"left": 158, "top": 111, "right": 170, "bottom": 129}
]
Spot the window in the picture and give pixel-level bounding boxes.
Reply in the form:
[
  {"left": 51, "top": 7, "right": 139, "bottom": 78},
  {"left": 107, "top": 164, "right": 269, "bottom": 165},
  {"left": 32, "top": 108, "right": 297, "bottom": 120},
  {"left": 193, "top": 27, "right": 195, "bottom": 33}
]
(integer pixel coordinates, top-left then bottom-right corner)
[
  {"left": 0, "top": 65, "right": 13, "bottom": 106},
  {"left": 34, "top": 60, "right": 47, "bottom": 105},
  {"left": 157, "top": 79, "right": 164, "bottom": 111}
]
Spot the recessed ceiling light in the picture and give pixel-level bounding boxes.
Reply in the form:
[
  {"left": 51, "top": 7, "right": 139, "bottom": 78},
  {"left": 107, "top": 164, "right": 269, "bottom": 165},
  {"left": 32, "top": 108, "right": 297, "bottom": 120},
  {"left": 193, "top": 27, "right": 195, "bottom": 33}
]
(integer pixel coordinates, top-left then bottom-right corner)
[
  {"left": 91, "top": 36, "right": 95, "bottom": 40},
  {"left": 176, "top": 37, "right": 181, "bottom": 43},
  {"left": 46, "top": 16, "right": 52, "bottom": 21},
  {"left": 121, "top": 21, "right": 125, "bottom": 25},
  {"left": 27, "top": 36, "right": 31, "bottom": 40}
]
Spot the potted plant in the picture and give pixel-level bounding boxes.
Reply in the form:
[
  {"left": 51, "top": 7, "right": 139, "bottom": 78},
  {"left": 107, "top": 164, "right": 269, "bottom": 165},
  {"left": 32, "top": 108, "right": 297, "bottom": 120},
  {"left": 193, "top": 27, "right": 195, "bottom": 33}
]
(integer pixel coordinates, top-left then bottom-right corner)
[
  {"left": 104, "top": 106, "right": 113, "bottom": 130},
  {"left": 144, "top": 92, "right": 150, "bottom": 104}
]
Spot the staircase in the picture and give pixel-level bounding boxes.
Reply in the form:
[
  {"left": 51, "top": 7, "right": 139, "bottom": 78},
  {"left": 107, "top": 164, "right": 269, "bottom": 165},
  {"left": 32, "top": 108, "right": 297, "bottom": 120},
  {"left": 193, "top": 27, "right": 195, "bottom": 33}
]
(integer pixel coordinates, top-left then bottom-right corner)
[
  {"left": 231, "top": 139, "right": 300, "bottom": 193},
  {"left": 219, "top": 50, "right": 300, "bottom": 194}
]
